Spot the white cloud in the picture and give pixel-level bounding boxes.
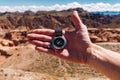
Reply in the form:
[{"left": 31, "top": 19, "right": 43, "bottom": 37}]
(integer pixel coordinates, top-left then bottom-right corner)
[{"left": 0, "top": 2, "right": 120, "bottom": 12}]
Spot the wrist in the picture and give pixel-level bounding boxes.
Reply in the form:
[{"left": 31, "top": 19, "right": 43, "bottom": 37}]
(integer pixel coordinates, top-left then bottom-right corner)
[
  {"left": 86, "top": 44, "right": 106, "bottom": 65},
  {"left": 86, "top": 44, "right": 98, "bottom": 65},
  {"left": 82, "top": 43, "right": 94, "bottom": 64}
]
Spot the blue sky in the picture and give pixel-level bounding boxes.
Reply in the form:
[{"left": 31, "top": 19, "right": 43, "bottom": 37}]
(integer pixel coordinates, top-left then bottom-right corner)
[
  {"left": 0, "top": 0, "right": 119, "bottom": 6},
  {"left": 0, "top": 0, "right": 120, "bottom": 12}
]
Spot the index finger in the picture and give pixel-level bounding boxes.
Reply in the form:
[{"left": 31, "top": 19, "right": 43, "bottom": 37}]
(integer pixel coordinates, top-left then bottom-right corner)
[
  {"left": 32, "top": 29, "right": 55, "bottom": 36},
  {"left": 32, "top": 29, "right": 66, "bottom": 36}
]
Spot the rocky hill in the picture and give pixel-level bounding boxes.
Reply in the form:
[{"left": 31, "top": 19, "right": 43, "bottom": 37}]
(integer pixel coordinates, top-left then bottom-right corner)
[
  {"left": 0, "top": 8, "right": 119, "bottom": 47},
  {"left": 0, "top": 8, "right": 120, "bottom": 30}
]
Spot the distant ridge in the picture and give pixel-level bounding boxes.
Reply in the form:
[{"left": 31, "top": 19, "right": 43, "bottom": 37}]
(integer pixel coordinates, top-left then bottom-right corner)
[
  {"left": 91, "top": 11, "right": 120, "bottom": 15},
  {"left": 0, "top": 8, "right": 120, "bottom": 30}
]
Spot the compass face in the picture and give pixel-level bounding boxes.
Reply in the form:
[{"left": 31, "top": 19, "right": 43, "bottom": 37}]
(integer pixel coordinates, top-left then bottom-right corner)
[
  {"left": 52, "top": 36, "right": 67, "bottom": 49},
  {"left": 53, "top": 37, "right": 65, "bottom": 47}
]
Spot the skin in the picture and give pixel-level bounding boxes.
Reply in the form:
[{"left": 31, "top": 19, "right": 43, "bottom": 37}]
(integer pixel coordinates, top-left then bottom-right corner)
[{"left": 27, "top": 11, "right": 120, "bottom": 80}]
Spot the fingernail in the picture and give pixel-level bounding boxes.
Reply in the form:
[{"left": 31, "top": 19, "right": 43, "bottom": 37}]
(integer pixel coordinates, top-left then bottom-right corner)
[{"left": 73, "top": 11, "right": 78, "bottom": 15}]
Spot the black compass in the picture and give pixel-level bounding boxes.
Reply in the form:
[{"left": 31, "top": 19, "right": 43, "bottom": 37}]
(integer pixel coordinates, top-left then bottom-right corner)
[{"left": 51, "top": 30, "right": 67, "bottom": 50}]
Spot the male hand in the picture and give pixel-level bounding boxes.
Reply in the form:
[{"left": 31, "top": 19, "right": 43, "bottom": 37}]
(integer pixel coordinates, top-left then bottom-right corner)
[{"left": 27, "top": 11, "right": 92, "bottom": 64}]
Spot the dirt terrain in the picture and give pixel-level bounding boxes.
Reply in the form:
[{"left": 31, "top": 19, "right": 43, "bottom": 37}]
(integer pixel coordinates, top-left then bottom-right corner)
[
  {"left": 0, "top": 27, "right": 119, "bottom": 80},
  {"left": 0, "top": 42, "right": 119, "bottom": 80}
]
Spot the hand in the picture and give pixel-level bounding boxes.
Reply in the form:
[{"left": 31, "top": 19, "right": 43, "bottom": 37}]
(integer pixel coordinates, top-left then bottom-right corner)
[{"left": 27, "top": 11, "right": 92, "bottom": 64}]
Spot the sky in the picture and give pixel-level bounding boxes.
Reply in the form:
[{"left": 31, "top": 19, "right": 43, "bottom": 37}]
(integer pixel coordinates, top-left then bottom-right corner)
[
  {"left": 0, "top": 0, "right": 120, "bottom": 12},
  {"left": 0, "top": 0, "right": 120, "bottom": 6}
]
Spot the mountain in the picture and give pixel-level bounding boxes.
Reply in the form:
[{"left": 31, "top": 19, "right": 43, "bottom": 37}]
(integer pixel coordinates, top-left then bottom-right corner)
[
  {"left": 0, "top": 8, "right": 119, "bottom": 45},
  {"left": 0, "top": 8, "right": 120, "bottom": 32},
  {"left": 91, "top": 11, "right": 120, "bottom": 15}
]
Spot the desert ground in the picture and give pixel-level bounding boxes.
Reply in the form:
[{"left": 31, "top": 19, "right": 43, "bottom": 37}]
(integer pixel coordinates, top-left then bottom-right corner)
[{"left": 0, "top": 42, "right": 119, "bottom": 80}]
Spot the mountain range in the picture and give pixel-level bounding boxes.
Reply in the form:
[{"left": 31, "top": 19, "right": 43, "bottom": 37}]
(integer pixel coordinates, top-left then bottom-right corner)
[
  {"left": 91, "top": 11, "right": 120, "bottom": 15},
  {"left": 0, "top": 8, "right": 120, "bottom": 32},
  {"left": 0, "top": 8, "right": 119, "bottom": 47}
]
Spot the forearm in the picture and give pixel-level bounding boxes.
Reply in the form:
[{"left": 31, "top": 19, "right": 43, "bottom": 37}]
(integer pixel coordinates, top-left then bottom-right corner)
[{"left": 87, "top": 44, "right": 120, "bottom": 80}]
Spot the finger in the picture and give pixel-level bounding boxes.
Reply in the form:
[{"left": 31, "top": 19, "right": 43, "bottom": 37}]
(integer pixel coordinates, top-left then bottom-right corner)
[
  {"left": 27, "top": 33, "right": 52, "bottom": 42},
  {"left": 35, "top": 46, "right": 54, "bottom": 54},
  {"left": 29, "top": 40, "right": 50, "bottom": 48},
  {"left": 32, "top": 29, "right": 55, "bottom": 36},
  {"left": 72, "top": 11, "right": 84, "bottom": 30}
]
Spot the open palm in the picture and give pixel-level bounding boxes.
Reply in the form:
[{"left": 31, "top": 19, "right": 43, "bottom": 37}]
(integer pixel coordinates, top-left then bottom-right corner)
[{"left": 27, "top": 11, "right": 92, "bottom": 64}]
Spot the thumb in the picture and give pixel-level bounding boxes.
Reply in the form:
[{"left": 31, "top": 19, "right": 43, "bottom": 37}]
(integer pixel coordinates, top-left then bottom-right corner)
[{"left": 72, "top": 11, "right": 84, "bottom": 30}]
